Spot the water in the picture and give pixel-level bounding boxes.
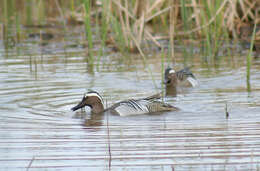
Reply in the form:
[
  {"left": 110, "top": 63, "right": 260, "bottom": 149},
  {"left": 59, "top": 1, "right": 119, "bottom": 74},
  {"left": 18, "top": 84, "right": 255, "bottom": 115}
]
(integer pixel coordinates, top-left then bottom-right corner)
[{"left": 0, "top": 26, "right": 260, "bottom": 171}]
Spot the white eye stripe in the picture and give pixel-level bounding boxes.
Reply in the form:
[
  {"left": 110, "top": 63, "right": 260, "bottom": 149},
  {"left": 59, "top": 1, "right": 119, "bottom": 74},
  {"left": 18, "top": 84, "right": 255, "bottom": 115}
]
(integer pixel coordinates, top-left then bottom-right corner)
[
  {"left": 85, "top": 92, "right": 104, "bottom": 105},
  {"left": 86, "top": 93, "right": 101, "bottom": 98},
  {"left": 169, "top": 69, "right": 175, "bottom": 74}
]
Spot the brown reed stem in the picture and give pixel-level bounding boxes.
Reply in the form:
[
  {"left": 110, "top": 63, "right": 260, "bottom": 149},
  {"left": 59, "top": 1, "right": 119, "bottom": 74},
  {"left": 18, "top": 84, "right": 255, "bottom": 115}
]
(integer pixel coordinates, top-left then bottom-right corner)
[
  {"left": 26, "top": 156, "right": 35, "bottom": 171},
  {"left": 106, "top": 113, "right": 112, "bottom": 170}
]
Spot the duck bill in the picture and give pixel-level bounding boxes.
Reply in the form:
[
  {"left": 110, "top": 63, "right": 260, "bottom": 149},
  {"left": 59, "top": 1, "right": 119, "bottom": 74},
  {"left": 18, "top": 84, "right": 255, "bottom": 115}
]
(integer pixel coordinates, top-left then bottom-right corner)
[
  {"left": 164, "top": 78, "right": 170, "bottom": 84},
  {"left": 71, "top": 98, "right": 86, "bottom": 111}
]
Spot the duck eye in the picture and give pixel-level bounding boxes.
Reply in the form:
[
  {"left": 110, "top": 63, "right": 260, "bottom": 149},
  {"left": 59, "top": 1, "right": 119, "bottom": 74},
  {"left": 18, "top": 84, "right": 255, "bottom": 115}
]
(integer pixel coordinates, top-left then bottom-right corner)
[{"left": 83, "top": 94, "right": 88, "bottom": 100}]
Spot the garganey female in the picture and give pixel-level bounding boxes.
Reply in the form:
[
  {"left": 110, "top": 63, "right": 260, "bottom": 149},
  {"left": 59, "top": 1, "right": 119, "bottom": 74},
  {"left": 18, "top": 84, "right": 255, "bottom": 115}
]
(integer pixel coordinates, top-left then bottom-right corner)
[{"left": 164, "top": 67, "right": 198, "bottom": 96}]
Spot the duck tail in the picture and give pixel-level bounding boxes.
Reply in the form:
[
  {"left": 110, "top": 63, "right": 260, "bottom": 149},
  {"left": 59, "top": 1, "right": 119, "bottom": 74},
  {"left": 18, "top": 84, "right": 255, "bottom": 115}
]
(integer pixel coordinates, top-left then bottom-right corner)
[{"left": 187, "top": 76, "right": 199, "bottom": 87}]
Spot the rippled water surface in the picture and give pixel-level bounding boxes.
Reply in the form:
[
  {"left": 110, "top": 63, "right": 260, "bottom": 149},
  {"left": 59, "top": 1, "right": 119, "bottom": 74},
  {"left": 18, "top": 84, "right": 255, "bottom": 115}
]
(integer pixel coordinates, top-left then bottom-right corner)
[{"left": 1, "top": 26, "right": 260, "bottom": 171}]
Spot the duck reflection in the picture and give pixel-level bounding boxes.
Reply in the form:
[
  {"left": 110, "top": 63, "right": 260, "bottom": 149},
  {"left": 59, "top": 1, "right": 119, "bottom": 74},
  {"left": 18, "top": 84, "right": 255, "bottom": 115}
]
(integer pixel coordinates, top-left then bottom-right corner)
[
  {"left": 83, "top": 112, "right": 104, "bottom": 127},
  {"left": 72, "top": 109, "right": 104, "bottom": 129}
]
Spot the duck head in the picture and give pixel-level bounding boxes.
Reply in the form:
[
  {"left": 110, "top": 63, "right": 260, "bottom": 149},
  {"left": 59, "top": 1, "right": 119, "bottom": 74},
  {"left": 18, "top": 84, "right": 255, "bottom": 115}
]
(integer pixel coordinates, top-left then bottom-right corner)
[
  {"left": 164, "top": 67, "right": 177, "bottom": 96},
  {"left": 71, "top": 91, "right": 104, "bottom": 114}
]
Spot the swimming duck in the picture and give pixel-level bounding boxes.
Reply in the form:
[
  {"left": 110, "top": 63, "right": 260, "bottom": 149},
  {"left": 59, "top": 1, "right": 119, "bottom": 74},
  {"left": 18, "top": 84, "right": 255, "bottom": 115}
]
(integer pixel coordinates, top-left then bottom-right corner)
[
  {"left": 164, "top": 67, "right": 198, "bottom": 96},
  {"left": 71, "top": 91, "right": 178, "bottom": 116}
]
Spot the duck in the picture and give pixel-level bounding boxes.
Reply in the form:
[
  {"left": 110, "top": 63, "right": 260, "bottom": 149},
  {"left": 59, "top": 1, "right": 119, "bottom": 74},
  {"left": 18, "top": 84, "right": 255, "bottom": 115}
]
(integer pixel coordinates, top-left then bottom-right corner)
[
  {"left": 71, "top": 91, "right": 178, "bottom": 116},
  {"left": 164, "top": 67, "right": 198, "bottom": 96}
]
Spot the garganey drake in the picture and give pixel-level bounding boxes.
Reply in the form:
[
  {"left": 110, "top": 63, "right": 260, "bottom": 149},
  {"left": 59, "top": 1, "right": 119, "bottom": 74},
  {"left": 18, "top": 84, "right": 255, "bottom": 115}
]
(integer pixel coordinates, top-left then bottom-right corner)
[
  {"left": 164, "top": 67, "right": 198, "bottom": 96},
  {"left": 71, "top": 91, "right": 178, "bottom": 116}
]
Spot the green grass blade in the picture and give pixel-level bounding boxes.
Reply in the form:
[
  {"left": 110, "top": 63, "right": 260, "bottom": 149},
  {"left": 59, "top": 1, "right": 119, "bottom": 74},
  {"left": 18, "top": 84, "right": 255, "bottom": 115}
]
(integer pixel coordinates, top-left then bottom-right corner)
[
  {"left": 84, "top": 0, "right": 94, "bottom": 65},
  {"left": 246, "top": 22, "right": 257, "bottom": 92}
]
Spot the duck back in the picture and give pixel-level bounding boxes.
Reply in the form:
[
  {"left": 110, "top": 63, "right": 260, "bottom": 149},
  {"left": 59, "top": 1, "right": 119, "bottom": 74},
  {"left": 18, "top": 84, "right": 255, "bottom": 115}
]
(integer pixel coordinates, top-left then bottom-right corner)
[{"left": 110, "top": 99, "right": 177, "bottom": 116}]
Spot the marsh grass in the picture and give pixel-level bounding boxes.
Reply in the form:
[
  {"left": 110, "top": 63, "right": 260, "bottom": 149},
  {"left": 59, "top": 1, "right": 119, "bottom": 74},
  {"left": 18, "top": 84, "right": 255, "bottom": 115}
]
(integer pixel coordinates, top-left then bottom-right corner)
[
  {"left": 0, "top": 0, "right": 258, "bottom": 63},
  {"left": 70, "top": 0, "right": 75, "bottom": 13},
  {"left": 98, "top": 0, "right": 110, "bottom": 67},
  {"left": 200, "top": 0, "right": 225, "bottom": 58},
  {"left": 25, "top": 1, "right": 32, "bottom": 25},
  {"left": 246, "top": 21, "right": 257, "bottom": 92},
  {"left": 110, "top": 15, "right": 126, "bottom": 53},
  {"left": 161, "top": 49, "right": 166, "bottom": 100},
  {"left": 84, "top": 0, "right": 94, "bottom": 66},
  {"left": 34, "top": 57, "right": 38, "bottom": 80},
  {"left": 106, "top": 113, "right": 112, "bottom": 170},
  {"left": 169, "top": 0, "right": 175, "bottom": 61},
  {"left": 26, "top": 156, "right": 35, "bottom": 171},
  {"left": 3, "top": 0, "right": 8, "bottom": 24},
  {"left": 15, "top": 12, "right": 21, "bottom": 42},
  {"left": 37, "top": 0, "right": 45, "bottom": 25},
  {"left": 225, "top": 102, "right": 229, "bottom": 119}
]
